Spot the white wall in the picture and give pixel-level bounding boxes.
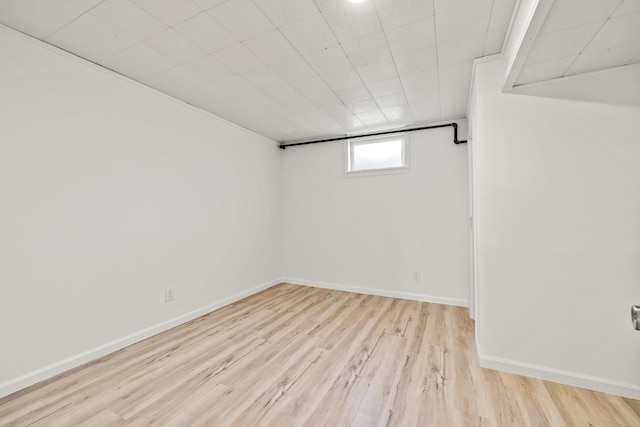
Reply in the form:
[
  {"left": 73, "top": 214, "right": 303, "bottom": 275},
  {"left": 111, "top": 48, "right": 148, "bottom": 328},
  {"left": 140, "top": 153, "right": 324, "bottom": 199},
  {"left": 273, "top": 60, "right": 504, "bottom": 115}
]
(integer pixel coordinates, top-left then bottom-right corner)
[
  {"left": 470, "top": 57, "right": 640, "bottom": 399},
  {"left": 0, "top": 28, "right": 281, "bottom": 397},
  {"left": 281, "top": 125, "right": 470, "bottom": 306}
]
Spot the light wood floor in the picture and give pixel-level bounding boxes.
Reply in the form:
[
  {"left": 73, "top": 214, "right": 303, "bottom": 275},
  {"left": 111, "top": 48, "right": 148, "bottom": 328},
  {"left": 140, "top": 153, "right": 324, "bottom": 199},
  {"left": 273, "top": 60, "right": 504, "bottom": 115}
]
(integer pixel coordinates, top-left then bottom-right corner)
[{"left": 1, "top": 284, "right": 638, "bottom": 426}]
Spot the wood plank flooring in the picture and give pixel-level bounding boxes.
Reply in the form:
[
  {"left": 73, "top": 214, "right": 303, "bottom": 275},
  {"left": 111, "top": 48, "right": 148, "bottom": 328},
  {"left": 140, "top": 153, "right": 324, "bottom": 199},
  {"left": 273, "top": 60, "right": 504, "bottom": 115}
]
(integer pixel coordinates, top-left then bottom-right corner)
[{"left": 0, "top": 283, "right": 638, "bottom": 426}]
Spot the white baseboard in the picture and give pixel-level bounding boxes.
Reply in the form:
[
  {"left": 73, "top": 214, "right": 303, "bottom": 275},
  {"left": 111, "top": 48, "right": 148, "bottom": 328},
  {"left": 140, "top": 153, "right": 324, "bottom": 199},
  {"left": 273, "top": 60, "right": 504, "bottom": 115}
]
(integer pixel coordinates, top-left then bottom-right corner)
[
  {"left": 478, "top": 352, "right": 640, "bottom": 400},
  {"left": 0, "top": 278, "right": 282, "bottom": 400},
  {"left": 282, "top": 277, "right": 469, "bottom": 307}
]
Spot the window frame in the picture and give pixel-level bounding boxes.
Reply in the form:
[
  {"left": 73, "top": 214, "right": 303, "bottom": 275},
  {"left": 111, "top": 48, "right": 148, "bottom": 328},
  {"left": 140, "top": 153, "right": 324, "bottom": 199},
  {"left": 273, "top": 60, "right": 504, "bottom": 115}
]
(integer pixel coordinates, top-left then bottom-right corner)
[{"left": 345, "top": 133, "right": 410, "bottom": 176}]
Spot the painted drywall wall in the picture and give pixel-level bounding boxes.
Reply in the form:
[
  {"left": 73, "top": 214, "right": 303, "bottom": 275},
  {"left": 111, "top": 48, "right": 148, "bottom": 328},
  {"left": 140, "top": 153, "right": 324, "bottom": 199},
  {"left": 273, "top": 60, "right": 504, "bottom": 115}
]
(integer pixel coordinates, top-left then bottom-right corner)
[
  {"left": 0, "top": 27, "right": 281, "bottom": 397},
  {"left": 470, "top": 57, "right": 640, "bottom": 398},
  {"left": 281, "top": 125, "right": 470, "bottom": 306}
]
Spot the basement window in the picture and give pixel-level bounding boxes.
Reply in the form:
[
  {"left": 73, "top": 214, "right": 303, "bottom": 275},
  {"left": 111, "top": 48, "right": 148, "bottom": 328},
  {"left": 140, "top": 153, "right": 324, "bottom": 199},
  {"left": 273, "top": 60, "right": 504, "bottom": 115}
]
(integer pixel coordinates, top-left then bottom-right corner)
[{"left": 346, "top": 134, "right": 408, "bottom": 174}]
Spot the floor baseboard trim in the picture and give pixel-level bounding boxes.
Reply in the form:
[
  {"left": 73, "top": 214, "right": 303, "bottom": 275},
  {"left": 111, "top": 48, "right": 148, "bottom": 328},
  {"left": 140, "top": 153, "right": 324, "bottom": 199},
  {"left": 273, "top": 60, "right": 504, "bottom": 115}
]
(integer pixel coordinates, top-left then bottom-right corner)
[
  {"left": 478, "top": 352, "right": 640, "bottom": 400},
  {"left": 282, "top": 277, "right": 469, "bottom": 307},
  {"left": 0, "top": 278, "right": 281, "bottom": 400}
]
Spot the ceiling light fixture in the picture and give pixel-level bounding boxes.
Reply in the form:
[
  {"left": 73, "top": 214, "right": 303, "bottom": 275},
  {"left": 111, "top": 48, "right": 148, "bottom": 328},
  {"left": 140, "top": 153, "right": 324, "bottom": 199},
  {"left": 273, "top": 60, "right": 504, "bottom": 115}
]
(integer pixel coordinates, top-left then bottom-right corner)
[{"left": 347, "top": 0, "right": 368, "bottom": 3}]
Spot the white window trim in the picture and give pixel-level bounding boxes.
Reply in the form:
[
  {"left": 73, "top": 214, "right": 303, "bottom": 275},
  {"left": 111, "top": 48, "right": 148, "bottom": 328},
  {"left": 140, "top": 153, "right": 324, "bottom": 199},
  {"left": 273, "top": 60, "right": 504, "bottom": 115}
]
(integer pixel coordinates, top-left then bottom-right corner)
[{"left": 344, "top": 133, "right": 410, "bottom": 177}]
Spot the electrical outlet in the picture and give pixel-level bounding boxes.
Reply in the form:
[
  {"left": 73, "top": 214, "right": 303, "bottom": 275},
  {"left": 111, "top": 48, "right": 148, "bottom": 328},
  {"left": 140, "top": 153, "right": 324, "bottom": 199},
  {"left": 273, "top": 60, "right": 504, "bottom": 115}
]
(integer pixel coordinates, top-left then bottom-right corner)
[
  {"left": 165, "top": 288, "right": 175, "bottom": 303},
  {"left": 412, "top": 272, "right": 420, "bottom": 281}
]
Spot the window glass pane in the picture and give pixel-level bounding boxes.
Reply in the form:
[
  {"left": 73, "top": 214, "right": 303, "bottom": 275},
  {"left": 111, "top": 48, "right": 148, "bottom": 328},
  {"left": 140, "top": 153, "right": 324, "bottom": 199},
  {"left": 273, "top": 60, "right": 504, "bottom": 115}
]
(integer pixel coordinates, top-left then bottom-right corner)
[{"left": 352, "top": 139, "right": 403, "bottom": 171}]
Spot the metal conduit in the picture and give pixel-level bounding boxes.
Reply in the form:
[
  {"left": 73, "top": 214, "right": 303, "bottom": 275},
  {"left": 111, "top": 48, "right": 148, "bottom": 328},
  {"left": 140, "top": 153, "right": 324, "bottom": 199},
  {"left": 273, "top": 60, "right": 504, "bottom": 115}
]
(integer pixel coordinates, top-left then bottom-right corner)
[{"left": 279, "top": 122, "right": 467, "bottom": 149}]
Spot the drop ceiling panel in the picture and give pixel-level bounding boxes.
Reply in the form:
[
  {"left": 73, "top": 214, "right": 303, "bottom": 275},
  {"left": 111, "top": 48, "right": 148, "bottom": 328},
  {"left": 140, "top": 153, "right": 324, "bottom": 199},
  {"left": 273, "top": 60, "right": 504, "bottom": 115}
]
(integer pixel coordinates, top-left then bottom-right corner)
[
  {"left": 278, "top": 12, "right": 338, "bottom": 55},
  {"left": 132, "top": 0, "right": 203, "bottom": 26},
  {"left": 614, "top": 0, "right": 640, "bottom": 17},
  {"left": 253, "top": 0, "right": 319, "bottom": 27},
  {"left": 144, "top": 28, "right": 207, "bottom": 64},
  {"left": 0, "top": 0, "right": 84, "bottom": 39},
  {"left": 516, "top": 55, "right": 577, "bottom": 85},
  {"left": 341, "top": 32, "right": 393, "bottom": 67},
  {"left": 518, "top": 0, "right": 640, "bottom": 87},
  {"left": 566, "top": 45, "right": 639, "bottom": 75},
  {"left": 173, "top": 13, "right": 238, "bottom": 53},
  {"left": 526, "top": 21, "right": 603, "bottom": 64},
  {"left": 101, "top": 43, "right": 177, "bottom": 80},
  {"left": 375, "top": 0, "right": 434, "bottom": 30},
  {"left": 584, "top": 12, "right": 640, "bottom": 52},
  {"left": 0, "top": 0, "right": 521, "bottom": 142},
  {"left": 207, "top": 0, "right": 275, "bottom": 41}
]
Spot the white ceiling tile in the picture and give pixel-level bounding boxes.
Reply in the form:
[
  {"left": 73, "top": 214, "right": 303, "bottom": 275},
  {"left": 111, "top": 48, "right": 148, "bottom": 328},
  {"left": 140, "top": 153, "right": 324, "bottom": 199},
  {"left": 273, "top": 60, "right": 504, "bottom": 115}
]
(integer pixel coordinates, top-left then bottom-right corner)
[
  {"left": 278, "top": 97, "right": 318, "bottom": 114},
  {"left": 143, "top": 65, "right": 210, "bottom": 97},
  {"left": 393, "top": 46, "right": 438, "bottom": 76},
  {"left": 325, "top": 113, "right": 362, "bottom": 130},
  {"left": 438, "top": 64, "right": 471, "bottom": 119},
  {"left": 540, "top": 0, "right": 621, "bottom": 34},
  {"left": 584, "top": 13, "right": 640, "bottom": 52},
  {"left": 400, "top": 68, "right": 439, "bottom": 104},
  {"left": 102, "top": 43, "right": 177, "bottom": 80},
  {"left": 270, "top": 57, "right": 320, "bottom": 88},
  {"left": 279, "top": 12, "right": 338, "bottom": 55},
  {"left": 0, "top": 0, "right": 84, "bottom": 39},
  {"left": 68, "top": 0, "right": 103, "bottom": 8},
  {"left": 483, "top": 25, "right": 508, "bottom": 55},
  {"left": 45, "top": 28, "right": 113, "bottom": 63},
  {"left": 381, "top": 104, "right": 413, "bottom": 124},
  {"left": 90, "top": 0, "right": 166, "bottom": 41},
  {"left": 386, "top": 18, "right": 437, "bottom": 56},
  {"left": 180, "top": 82, "right": 238, "bottom": 112},
  {"left": 409, "top": 99, "right": 441, "bottom": 123},
  {"left": 322, "top": 104, "right": 352, "bottom": 117},
  {"left": 613, "top": 0, "right": 640, "bottom": 17},
  {"left": 192, "top": 0, "right": 228, "bottom": 9},
  {"left": 434, "top": 0, "right": 484, "bottom": 15},
  {"left": 366, "top": 77, "right": 404, "bottom": 97},
  {"left": 51, "top": 12, "right": 138, "bottom": 58},
  {"left": 515, "top": 55, "right": 576, "bottom": 85},
  {"left": 212, "top": 43, "right": 266, "bottom": 73},
  {"left": 341, "top": 32, "right": 393, "bottom": 67},
  {"left": 375, "top": 92, "right": 409, "bottom": 109},
  {"left": 6, "top": 0, "right": 614, "bottom": 142},
  {"left": 243, "top": 30, "right": 300, "bottom": 65},
  {"left": 242, "top": 68, "right": 306, "bottom": 107},
  {"left": 335, "top": 84, "right": 372, "bottom": 104},
  {"left": 356, "top": 59, "right": 398, "bottom": 83},
  {"left": 488, "top": 0, "right": 517, "bottom": 30},
  {"left": 173, "top": 12, "right": 237, "bottom": 53},
  {"left": 295, "top": 78, "right": 343, "bottom": 107},
  {"left": 566, "top": 45, "right": 640, "bottom": 76},
  {"left": 526, "top": 21, "right": 603, "bottom": 64},
  {"left": 144, "top": 28, "right": 206, "bottom": 64},
  {"left": 321, "top": 68, "right": 364, "bottom": 90},
  {"left": 253, "top": 0, "right": 319, "bottom": 27},
  {"left": 435, "top": 0, "right": 492, "bottom": 44},
  {"left": 215, "top": 75, "right": 270, "bottom": 106},
  {"left": 311, "top": 0, "right": 342, "bottom": 12},
  {"left": 207, "top": 0, "right": 274, "bottom": 41},
  {"left": 321, "top": 0, "right": 382, "bottom": 44},
  {"left": 374, "top": 0, "right": 434, "bottom": 31},
  {"left": 356, "top": 110, "right": 388, "bottom": 126},
  {"left": 225, "top": 107, "right": 276, "bottom": 133},
  {"left": 132, "top": 0, "right": 203, "bottom": 26},
  {"left": 304, "top": 45, "right": 351, "bottom": 74},
  {"left": 294, "top": 109, "right": 342, "bottom": 133},
  {"left": 182, "top": 54, "right": 234, "bottom": 82},
  {"left": 436, "top": 34, "right": 485, "bottom": 69},
  {"left": 348, "top": 98, "right": 379, "bottom": 114}
]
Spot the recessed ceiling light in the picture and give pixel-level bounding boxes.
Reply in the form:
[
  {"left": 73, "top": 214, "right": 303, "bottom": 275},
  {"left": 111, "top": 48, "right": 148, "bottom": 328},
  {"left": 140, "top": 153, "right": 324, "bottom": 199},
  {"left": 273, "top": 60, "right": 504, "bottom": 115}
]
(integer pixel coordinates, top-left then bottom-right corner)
[{"left": 347, "top": 0, "right": 367, "bottom": 3}]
